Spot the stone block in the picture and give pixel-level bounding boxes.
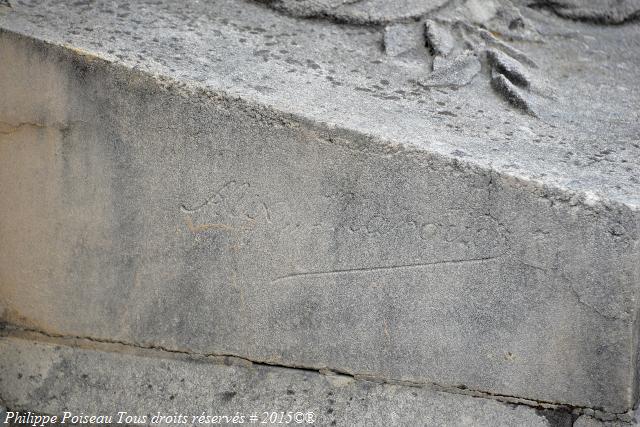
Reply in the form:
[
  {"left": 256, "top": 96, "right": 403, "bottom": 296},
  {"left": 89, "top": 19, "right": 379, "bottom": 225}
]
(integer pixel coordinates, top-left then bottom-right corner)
[{"left": 1, "top": 0, "right": 639, "bottom": 417}]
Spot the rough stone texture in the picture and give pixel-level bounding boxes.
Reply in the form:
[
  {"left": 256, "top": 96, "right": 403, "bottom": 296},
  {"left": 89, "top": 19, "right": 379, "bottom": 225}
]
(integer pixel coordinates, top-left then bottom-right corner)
[
  {"left": 530, "top": 0, "right": 640, "bottom": 25},
  {"left": 0, "top": 0, "right": 639, "bottom": 418},
  {"left": 256, "top": 0, "right": 451, "bottom": 24},
  {"left": 574, "top": 415, "right": 640, "bottom": 427},
  {"left": 0, "top": 336, "right": 557, "bottom": 427},
  {"left": 424, "top": 19, "right": 455, "bottom": 57},
  {"left": 420, "top": 52, "right": 482, "bottom": 87},
  {"left": 383, "top": 23, "right": 424, "bottom": 57}
]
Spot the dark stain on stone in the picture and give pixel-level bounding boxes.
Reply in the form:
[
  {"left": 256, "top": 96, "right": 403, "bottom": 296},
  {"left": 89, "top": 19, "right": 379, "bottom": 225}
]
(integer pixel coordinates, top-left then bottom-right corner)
[
  {"left": 220, "top": 391, "right": 237, "bottom": 402},
  {"left": 534, "top": 408, "right": 578, "bottom": 427},
  {"left": 451, "top": 149, "right": 469, "bottom": 157}
]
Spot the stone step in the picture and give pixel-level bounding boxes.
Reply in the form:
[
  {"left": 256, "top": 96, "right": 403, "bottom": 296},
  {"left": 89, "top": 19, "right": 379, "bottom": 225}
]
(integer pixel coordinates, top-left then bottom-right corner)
[
  {"left": 0, "top": 334, "right": 582, "bottom": 427},
  {"left": 1, "top": 0, "right": 639, "bottom": 420}
]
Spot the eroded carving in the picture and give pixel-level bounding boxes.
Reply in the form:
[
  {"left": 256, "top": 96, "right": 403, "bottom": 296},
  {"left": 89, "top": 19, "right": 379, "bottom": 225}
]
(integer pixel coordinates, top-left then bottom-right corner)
[
  {"left": 257, "top": 0, "right": 635, "bottom": 116},
  {"left": 256, "top": 0, "right": 451, "bottom": 25},
  {"left": 529, "top": 0, "right": 640, "bottom": 25}
]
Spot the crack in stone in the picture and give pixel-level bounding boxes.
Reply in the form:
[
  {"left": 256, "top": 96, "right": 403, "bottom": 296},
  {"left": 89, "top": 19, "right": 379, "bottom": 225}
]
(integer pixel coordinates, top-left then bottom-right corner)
[
  {"left": 1, "top": 323, "right": 633, "bottom": 422},
  {"left": 0, "top": 121, "right": 47, "bottom": 135},
  {"left": 567, "top": 283, "right": 624, "bottom": 321},
  {"left": 0, "top": 120, "right": 76, "bottom": 136}
]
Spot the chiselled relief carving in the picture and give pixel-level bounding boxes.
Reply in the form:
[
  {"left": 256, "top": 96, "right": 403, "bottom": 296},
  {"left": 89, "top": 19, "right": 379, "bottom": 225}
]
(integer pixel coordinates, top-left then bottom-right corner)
[{"left": 258, "top": 0, "right": 639, "bottom": 116}]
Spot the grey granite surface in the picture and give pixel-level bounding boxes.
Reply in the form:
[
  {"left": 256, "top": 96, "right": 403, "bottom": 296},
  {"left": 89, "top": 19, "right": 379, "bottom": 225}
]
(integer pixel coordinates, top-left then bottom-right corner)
[
  {"left": 1, "top": 0, "right": 640, "bottom": 420},
  {"left": 0, "top": 335, "right": 564, "bottom": 427},
  {"left": 0, "top": 0, "right": 638, "bottom": 208}
]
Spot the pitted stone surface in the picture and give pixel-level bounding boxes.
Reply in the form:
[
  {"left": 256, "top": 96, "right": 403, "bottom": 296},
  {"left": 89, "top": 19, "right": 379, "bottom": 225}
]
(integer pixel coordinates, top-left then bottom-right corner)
[
  {"left": 0, "top": 336, "right": 557, "bottom": 427},
  {"left": 530, "top": 0, "right": 640, "bottom": 25},
  {"left": 1, "top": 0, "right": 640, "bottom": 418},
  {"left": 0, "top": 0, "right": 638, "bottom": 206},
  {"left": 256, "top": 0, "right": 451, "bottom": 24}
]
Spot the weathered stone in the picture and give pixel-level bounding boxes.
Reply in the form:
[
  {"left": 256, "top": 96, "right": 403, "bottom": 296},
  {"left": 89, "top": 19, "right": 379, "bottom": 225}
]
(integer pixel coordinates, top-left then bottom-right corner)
[
  {"left": 529, "top": 0, "right": 640, "bottom": 25},
  {"left": 424, "top": 19, "right": 455, "bottom": 57},
  {"left": 491, "top": 70, "right": 536, "bottom": 115},
  {"left": 383, "top": 23, "right": 423, "bottom": 57},
  {"left": 0, "top": 0, "right": 639, "bottom": 419},
  {"left": 419, "top": 52, "right": 481, "bottom": 86},
  {"left": 0, "top": 336, "right": 553, "bottom": 427},
  {"left": 574, "top": 414, "right": 639, "bottom": 427},
  {"left": 487, "top": 48, "right": 531, "bottom": 88},
  {"left": 258, "top": 0, "right": 450, "bottom": 24}
]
